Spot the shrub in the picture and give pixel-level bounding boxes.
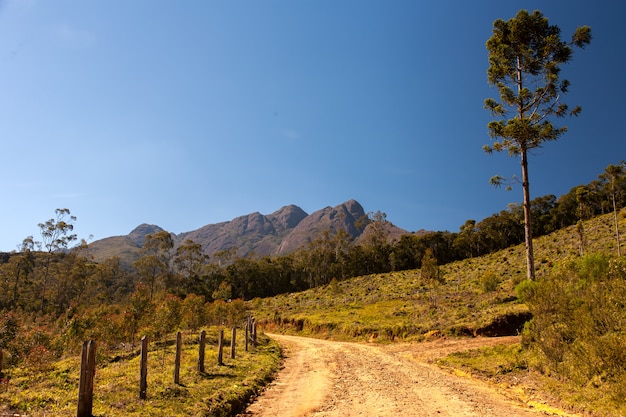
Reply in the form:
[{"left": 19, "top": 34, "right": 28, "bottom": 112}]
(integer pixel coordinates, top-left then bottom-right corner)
[
  {"left": 522, "top": 254, "right": 626, "bottom": 401},
  {"left": 514, "top": 279, "right": 536, "bottom": 302},
  {"left": 181, "top": 293, "right": 206, "bottom": 331},
  {"left": 479, "top": 271, "right": 500, "bottom": 293}
]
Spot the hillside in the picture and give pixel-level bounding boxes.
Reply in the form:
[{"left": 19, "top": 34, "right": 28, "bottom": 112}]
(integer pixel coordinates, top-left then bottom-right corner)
[
  {"left": 251, "top": 209, "right": 625, "bottom": 341},
  {"left": 86, "top": 199, "right": 409, "bottom": 267}
]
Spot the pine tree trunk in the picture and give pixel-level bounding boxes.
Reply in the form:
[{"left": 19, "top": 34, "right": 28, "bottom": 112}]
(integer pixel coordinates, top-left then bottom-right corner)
[
  {"left": 516, "top": 55, "right": 535, "bottom": 281},
  {"left": 521, "top": 148, "right": 536, "bottom": 280}
]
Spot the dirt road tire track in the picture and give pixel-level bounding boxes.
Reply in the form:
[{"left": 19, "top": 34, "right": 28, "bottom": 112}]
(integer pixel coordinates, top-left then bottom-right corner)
[{"left": 239, "top": 334, "right": 556, "bottom": 417}]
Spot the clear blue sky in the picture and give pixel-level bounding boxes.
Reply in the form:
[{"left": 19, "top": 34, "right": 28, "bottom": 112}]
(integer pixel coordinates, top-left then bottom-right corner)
[{"left": 1, "top": 0, "right": 624, "bottom": 251}]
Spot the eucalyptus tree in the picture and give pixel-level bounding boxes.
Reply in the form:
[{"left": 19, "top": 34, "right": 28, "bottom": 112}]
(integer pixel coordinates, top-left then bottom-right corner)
[
  {"left": 453, "top": 220, "right": 478, "bottom": 259},
  {"left": 7, "top": 237, "right": 36, "bottom": 308},
  {"left": 360, "top": 211, "right": 392, "bottom": 274},
  {"left": 599, "top": 163, "right": 626, "bottom": 256},
  {"left": 173, "top": 239, "right": 208, "bottom": 295},
  {"left": 420, "top": 248, "right": 444, "bottom": 307},
  {"left": 133, "top": 231, "right": 174, "bottom": 299},
  {"left": 483, "top": 10, "right": 591, "bottom": 280},
  {"left": 38, "top": 208, "right": 78, "bottom": 312},
  {"left": 575, "top": 186, "right": 593, "bottom": 256}
]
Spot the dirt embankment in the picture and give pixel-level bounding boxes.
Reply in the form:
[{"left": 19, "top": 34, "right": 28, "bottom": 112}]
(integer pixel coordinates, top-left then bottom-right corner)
[{"left": 239, "top": 334, "right": 567, "bottom": 417}]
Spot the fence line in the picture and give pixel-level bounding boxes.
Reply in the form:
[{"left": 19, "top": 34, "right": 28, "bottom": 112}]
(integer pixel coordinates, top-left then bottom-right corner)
[{"left": 72, "top": 319, "right": 257, "bottom": 413}]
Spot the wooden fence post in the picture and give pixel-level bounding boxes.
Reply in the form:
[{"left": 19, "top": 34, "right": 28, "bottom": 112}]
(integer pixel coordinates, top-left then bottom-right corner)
[
  {"left": 217, "top": 329, "right": 224, "bottom": 366},
  {"left": 252, "top": 319, "right": 257, "bottom": 348},
  {"left": 230, "top": 327, "right": 236, "bottom": 359},
  {"left": 245, "top": 319, "right": 249, "bottom": 352},
  {"left": 139, "top": 336, "right": 148, "bottom": 400},
  {"left": 77, "top": 340, "right": 96, "bottom": 417},
  {"left": 198, "top": 330, "right": 206, "bottom": 373},
  {"left": 174, "top": 331, "right": 182, "bottom": 385}
]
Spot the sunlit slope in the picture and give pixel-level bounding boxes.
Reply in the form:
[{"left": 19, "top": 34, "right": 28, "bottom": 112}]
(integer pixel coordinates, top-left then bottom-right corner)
[{"left": 251, "top": 210, "right": 625, "bottom": 341}]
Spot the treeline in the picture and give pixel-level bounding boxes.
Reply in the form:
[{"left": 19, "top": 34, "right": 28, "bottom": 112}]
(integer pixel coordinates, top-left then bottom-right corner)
[
  {"left": 1, "top": 163, "right": 625, "bottom": 313},
  {"left": 0, "top": 163, "right": 624, "bottom": 367}
]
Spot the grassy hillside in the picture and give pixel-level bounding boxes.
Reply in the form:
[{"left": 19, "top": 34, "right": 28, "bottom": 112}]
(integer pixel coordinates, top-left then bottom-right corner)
[
  {"left": 250, "top": 210, "right": 626, "bottom": 416},
  {"left": 251, "top": 210, "right": 624, "bottom": 341},
  {"left": 2, "top": 211, "right": 622, "bottom": 416},
  {"left": 87, "top": 235, "right": 142, "bottom": 268},
  {"left": 0, "top": 330, "right": 280, "bottom": 417}
]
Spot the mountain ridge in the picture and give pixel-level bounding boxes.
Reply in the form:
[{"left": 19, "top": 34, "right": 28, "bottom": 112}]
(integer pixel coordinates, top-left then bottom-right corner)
[{"left": 87, "top": 199, "right": 410, "bottom": 267}]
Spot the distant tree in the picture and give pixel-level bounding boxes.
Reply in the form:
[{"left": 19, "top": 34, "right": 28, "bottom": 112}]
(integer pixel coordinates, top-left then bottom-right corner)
[
  {"left": 360, "top": 211, "right": 392, "bottom": 274},
  {"left": 302, "top": 229, "right": 353, "bottom": 288},
  {"left": 124, "top": 282, "right": 153, "bottom": 346},
  {"left": 420, "top": 248, "right": 444, "bottom": 307},
  {"left": 226, "top": 257, "right": 261, "bottom": 299},
  {"left": 8, "top": 237, "right": 36, "bottom": 308},
  {"left": 389, "top": 235, "right": 422, "bottom": 271},
  {"left": 133, "top": 231, "right": 174, "bottom": 299},
  {"left": 474, "top": 208, "right": 524, "bottom": 253},
  {"left": 550, "top": 187, "right": 580, "bottom": 230},
  {"left": 173, "top": 239, "right": 208, "bottom": 295},
  {"left": 0, "top": 312, "right": 18, "bottom": 346},
  {"left": 37, "top": 208, "right": 77, "bottom": 312},
  {"left": 454, "top": 220, "right": 478, "bottom": 259},
  {"left": 152, "top": 293, "right": 182, "bottom": 339},
  {"left": 530, "top": 194, "right": 558, "bottom": 237},
  {"left": 95, "top": 256, "right": 134, "bottom": 303},
  {"left": 599, "top": 163, "right": 625, "bottom": 256},
  {"left": 212, "top": 247, "right": 237, "bottom": 268},
  {"left": 212, "top": 280, "right": 232, "bottom": 301},
  {"left": 575, "top": 186, "right": 593, "bottom": 256},
  {"left": 483, "top": 10, "right": 591, "bottom": 280},
  {"left": 181, "top": 293, "right": 206, "bottom": 331}
]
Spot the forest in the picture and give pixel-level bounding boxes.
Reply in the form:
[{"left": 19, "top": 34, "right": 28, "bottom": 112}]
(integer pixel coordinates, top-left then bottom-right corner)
[{"left": 0, "top": 162, "right": 624, "bottom": 368}]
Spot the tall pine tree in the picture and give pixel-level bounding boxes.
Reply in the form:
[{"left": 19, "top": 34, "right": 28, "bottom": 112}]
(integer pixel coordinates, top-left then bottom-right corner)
[{"left": 483, "top": 10, "right": 591, "bottom": 280}]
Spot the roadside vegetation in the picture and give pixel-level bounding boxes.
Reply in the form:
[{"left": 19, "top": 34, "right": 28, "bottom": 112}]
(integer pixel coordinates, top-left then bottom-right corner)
[
  {"left": 252, "top": 210, "right": 626, "bottom": 416},
  {"left": 1, "top": 327, "right": 279, "bottom": 417},
  {"left": 0, "top": 163, "right": 624, "bottom": 415},
  {"left": 438, "top": 252, "right": 626, "bottom": 416},
  {"left": 0, "top": 7, "right": 621, "bottom": 417}
]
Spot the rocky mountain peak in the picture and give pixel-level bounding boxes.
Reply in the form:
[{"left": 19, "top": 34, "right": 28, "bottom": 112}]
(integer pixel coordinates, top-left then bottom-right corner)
[
  {"left": 87, "top": 200, "right": 409, "bottom": 266},
  {"left": 127, "top": 224, "right": 165, "bottom": 247}
]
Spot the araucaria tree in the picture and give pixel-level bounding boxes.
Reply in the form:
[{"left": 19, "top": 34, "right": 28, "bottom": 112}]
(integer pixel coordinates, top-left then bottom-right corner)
[{"left": 483, "top": 10, "right": 591, "bottom": 280}]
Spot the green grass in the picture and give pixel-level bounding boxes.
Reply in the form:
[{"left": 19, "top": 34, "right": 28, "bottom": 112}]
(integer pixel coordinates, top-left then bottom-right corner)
[
  {"left": 251, "top": 255, "right": 529, "bottom": 341},
  {"left": 3, "top": 212, "right": 623, "bottom": 416},
  {"left": 0, "top": 329, "right": 280, "bottom": 417},
  {"left": 251, "top": 211, "right": 625, "bottom": 342},
  {"left": 250, "top": 211, "right": 626, "bottom": 416},
  {"left": 438, "top": 343, "right": 626, "bottom": 417}
]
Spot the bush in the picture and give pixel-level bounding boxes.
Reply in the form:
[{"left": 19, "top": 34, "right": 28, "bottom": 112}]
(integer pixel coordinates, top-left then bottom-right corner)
[
  {"left": 522, "top": 254, "right": 626, "bottom": 401},
  {"left": 514, "top": 279, "right": 536, "bottom": 302},
  {"left": 479, "top": 271, "right": 500, "bottom": 293}
]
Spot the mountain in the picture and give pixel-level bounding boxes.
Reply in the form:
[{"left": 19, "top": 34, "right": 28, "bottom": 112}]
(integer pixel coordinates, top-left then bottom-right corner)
[
  {"left": 177, "top": 204, "right": 309, "bottom": 258},
  {"left": 276, "top": 199, "right": 367, "bottom": 253},
  {"left": 87, "top": 199, "right": 409, "bottom": 267}
]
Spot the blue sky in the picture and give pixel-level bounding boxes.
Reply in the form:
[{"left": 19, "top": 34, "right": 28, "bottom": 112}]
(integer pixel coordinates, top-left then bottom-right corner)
[{"left": 1, "top": 0, "right": 624, "bottom": 251}]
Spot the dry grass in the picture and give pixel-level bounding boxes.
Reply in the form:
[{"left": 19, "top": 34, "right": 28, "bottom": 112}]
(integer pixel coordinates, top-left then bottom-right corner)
[
  {"left": 252, "top": 211, "right": 625, "bottom": 343},
  {"left": 251, "top": 211, "right": 626, "bottom": 416},
  {"left": 0, "top": 329, "right": 280, "bottom": 417}
]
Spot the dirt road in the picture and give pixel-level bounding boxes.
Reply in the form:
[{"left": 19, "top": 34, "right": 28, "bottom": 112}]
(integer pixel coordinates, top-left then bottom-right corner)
[{"left": 240, "top": 334, "right": 560, "bottom": 417}]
